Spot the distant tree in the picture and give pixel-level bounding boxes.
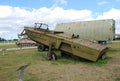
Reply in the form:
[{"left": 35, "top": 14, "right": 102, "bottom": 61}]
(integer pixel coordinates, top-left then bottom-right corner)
[
  {"left": 13, "top": 39, "right": 18, "bottom": 41},
  {"left": 0, "top": 37, "right": 6, "bottom": 41}
]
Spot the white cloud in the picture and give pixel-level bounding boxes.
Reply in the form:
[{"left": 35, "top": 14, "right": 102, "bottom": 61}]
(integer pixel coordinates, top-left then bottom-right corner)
[
  {"left": 0, "top": 5, "right": 120, "bottom": 39},
  {"left": 0, "top": 5, "right": 12, "bottom": 18},
  {"left": 51, "top": 0, "right": 67, "bottom": 9},
  {"left": 97, "top": 8, "right": 120, "bottom": 19},
  {"left": 0, "top": 5, "right": 92, "bottom": 39},
  {"left": 96, "top": 8, "right": 120, "bottom": 34},
  {"left": 98, "top": 1, "right": 109, "bottom": 5},
  {"left": 60, "top": 0, "right": 67, "bottom": 5},
  {"left": 0, "top": 31, "right": 10, "bottom": 34}
]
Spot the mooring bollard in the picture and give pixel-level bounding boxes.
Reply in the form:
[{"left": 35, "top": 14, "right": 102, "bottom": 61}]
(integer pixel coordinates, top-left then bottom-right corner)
[{"left": 16, "top": 63, "right": 30, "bottom": 81}]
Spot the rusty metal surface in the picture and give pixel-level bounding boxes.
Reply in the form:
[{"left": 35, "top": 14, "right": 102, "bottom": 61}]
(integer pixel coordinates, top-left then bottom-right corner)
[
  {"left": 57, "top": 33, "right": 107, "bottom": 51},
  {"left": 57, "top": 33, "right": 72, "bottom": 39}
]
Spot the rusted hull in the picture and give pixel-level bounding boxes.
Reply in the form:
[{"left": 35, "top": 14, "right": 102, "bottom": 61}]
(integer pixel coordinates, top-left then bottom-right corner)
[{"left": 24, "top": 27, "right": 108, "bottom": 61}]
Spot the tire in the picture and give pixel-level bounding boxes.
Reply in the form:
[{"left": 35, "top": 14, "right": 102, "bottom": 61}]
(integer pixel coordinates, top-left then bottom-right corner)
[
  {"left": 37, "top": 44, "right": 45, "bottom": 51},
  {"left": 45, "top": 52, "right": 57, "bottom": 61}
]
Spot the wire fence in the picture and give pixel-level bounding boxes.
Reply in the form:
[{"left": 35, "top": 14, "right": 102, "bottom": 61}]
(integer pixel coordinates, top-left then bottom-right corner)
[{"left": 0, "top": 41, "right": 16, "bottom": 45}]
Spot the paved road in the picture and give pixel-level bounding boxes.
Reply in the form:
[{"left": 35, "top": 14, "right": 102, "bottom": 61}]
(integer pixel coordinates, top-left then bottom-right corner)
[{"left": 0, "top": 47, "right": 37, "bottom": 52}]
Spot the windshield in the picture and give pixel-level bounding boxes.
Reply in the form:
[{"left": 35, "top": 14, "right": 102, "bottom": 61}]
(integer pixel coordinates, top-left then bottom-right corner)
[{"left": 34, "top": 23, "right": 48, "bottom": 30}]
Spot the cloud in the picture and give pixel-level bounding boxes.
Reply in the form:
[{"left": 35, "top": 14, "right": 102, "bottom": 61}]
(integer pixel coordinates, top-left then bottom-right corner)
[
  {"left": 97, "top": 8, "right": 120, "bottom": 19},
  {"left": 96, "top": 8, "right": 120, "bottom": 34},
  {"left": 51, "top": 0, "right": 67, "bottom": 9},
  {"left": 0, "top": 5, "right": 120, "bottom": 39},
  {"left": 0, "top": 5, "right": 93, "bottom": 39},
  {"left": 0, "top": 5, "right": 12, "bottom": 18},
  {"left": 97, "top": 1, "right": 109, "bottom": 5},
  {"left": 60, "top": 0, "right": 67, "bottom": 5}
]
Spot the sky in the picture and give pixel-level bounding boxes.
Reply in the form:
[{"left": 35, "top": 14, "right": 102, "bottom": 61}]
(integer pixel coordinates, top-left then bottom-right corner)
[{"left": 0, "top": 0, "right": 120, "bottom": 39}]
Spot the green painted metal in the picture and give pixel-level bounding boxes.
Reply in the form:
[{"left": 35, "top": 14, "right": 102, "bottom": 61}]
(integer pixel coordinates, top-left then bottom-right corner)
[
  {"left": 24, "top": 23, "right": 108, "bottom": 62},
  {"left": 55, "top": 19, "right": 115, "bottom": 42}
]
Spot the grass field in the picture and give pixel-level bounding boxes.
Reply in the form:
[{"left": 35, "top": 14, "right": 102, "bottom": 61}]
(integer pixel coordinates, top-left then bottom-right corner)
[
  {"left": 0, "top": 44, "right": 18, "bottom": 49},
  {"left": 0, "top": 42, "right": 120, "bottom": 81}
]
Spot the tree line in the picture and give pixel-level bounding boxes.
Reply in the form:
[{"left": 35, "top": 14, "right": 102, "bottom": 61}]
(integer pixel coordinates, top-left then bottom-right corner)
[
  {"left": 0, "top": 37, "right": 18, "bottom": 41},
  {"left": 0, "top": 37, "right": 6, "bottom": 41}
]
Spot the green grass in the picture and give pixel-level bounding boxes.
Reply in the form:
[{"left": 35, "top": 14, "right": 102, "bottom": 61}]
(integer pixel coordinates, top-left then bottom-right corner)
[
  {"left": 23, "top": 73, "right": 39, "bottom": 81},
  {"left": 83, "top": 57, "right": 110, "bottom": 66},
  {"left": 0, "top": 42, "right": 120, "bottom": 81},
  {"left": 0, "top": 44, "right": 18, "bottom": 49},
  {"left": 0, "top": 49, "right": 40, "bottom": 81},
  {"left": 116, "top": 77, "right": 120, "bottom": 81},
  {"left": 50, "top": 50, "right": 110, "bottom": 66},
  {"left": 51, "top": 42, "right": 120, "bottom": 66}
]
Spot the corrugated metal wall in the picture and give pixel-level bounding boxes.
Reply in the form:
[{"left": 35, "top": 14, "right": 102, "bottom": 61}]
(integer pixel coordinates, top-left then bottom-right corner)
[{"left": 55, "top": 19, "right": 115, "bottom": 42}]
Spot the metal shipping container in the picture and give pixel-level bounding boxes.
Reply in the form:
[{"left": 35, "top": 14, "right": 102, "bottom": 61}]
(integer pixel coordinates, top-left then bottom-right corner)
[{"left": 55, "top": 19, "right": 115, "bottom": 43}]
